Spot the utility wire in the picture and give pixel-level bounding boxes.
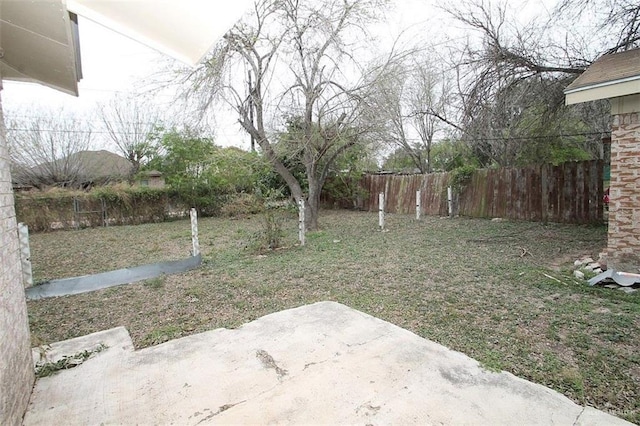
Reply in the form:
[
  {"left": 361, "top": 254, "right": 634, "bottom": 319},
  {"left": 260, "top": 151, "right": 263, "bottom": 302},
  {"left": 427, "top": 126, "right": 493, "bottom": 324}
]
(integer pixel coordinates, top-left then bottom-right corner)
[
  {"left": 8, "top": 127, "right": 610, "bottom": 142},
  {"left": 455, "top": 131, "right": 610, "bottom": 143},
  {"left": 7, "top": 128, "right": 139, "bottom": 135},
  {"left": 388, "top": 130, "right": 610, "bottom": 144}
]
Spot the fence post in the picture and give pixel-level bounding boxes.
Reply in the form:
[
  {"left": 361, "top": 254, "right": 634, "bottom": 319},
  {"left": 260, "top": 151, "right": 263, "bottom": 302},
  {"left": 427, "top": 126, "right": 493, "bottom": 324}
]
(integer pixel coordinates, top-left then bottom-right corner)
[
  {"left": 447, "top": 186, "right": 453, "bottom": 218},
  {"left": 190, "top": 208, "right": 200, "bottom": 257},
  {"left": 18, "top": 223, "right": 33, "bottom": 287},
  {"left": 298, "top": 199, "right": 306, "bottom": 246},
  {"left": 416, "top": 190, "right": 421, "bottom": 220},
  {"left": 379, "top": 192, "right": 385, "bottom": 230}
]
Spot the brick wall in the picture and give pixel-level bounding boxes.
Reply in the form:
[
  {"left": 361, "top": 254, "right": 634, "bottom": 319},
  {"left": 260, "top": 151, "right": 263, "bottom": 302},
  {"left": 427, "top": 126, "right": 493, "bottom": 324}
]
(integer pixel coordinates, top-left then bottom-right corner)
[
  {"left": 607, "top": 112, "right": 640, "bottom": 271},
  {"left": 0, "top": 89, "right": 35, "bottom": 424}
]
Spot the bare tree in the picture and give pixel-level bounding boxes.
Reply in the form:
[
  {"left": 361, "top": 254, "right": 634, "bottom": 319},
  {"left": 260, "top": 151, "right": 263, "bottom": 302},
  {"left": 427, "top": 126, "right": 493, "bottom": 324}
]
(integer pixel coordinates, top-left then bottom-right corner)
[
  {"left": 7, "top": 111, "right": 94, "bottom": 188},
  {"left": 444, "top": 0, "right": 616, "bottom": 167},
  {"left": 371, "top": 58, "right": 457, "bottom": 173},
  {"left": 179, "top": 0, "right": 402, "bottom": 229},
  {"left": 556, "top": 0, "right": 640, "bottom": 54},
  {"left": 100, "top": 96, "right": 161, "bottom": 178},
  {"left": 406, "top": 61, "right": 458, "bottom": 173},
  {"left": 368, "top": 62, "right": 419, "bottom": 171}
]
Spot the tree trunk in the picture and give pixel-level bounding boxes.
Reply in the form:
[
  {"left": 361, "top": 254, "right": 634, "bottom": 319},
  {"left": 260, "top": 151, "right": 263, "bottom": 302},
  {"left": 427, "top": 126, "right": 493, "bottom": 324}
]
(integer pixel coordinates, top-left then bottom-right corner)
[{"left": 306, "top": 177, "right": 322, "bottom": 231}]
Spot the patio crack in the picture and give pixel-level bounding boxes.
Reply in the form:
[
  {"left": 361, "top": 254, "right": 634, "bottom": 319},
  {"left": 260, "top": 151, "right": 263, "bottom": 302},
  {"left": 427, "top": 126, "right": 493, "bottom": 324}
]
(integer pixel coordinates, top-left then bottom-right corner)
[
  {"left": 572, "top": 407, "right": 586, "bottom": 426},
  {"left": 344, "top": 332, "right": 391, "bottom": 348},
  {"left": 195, "top": 400, "right": 246, "bottom": 424},
  {"left": 303, "top": 358, "right": 330, "bottom": 370},
  {"left": 256, "top": 349, "right": 288, "bottom": 379}
]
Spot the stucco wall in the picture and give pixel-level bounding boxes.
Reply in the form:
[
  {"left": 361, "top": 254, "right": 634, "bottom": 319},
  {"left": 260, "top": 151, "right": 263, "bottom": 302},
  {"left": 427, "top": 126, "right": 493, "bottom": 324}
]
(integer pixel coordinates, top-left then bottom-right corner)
[
  {"left": 607, "top": 111, "right": 640, "bottom": 271},
  {"left": 0, "top": 89, "right": 35, "bottom": 425}
]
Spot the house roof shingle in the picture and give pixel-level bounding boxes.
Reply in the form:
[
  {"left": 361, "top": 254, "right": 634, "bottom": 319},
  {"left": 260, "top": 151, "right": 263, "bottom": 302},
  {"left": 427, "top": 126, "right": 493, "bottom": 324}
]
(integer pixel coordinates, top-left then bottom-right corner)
[
  {"left": 13, "top": 150, "right": 133, "bottom": 186},
  {"left": 565, "top": 48, "right": 640, "bottom": 93}
]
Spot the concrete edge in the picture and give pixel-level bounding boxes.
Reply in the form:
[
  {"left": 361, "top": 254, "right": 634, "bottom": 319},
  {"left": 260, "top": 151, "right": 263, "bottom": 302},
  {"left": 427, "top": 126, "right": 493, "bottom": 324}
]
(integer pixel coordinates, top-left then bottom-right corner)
[{"left": 32, "top": 326, "right": 134, "bottom": 367}]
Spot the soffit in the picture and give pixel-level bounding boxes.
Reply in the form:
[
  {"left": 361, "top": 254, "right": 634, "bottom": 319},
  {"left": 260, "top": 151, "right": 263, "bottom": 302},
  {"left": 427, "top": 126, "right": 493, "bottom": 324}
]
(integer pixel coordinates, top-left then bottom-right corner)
[
  {"left": 66, "top": 0, "right": 253, "bottom": 67},
  {"left": 0, "top": 0, "right": 81, "bottom": 95}
]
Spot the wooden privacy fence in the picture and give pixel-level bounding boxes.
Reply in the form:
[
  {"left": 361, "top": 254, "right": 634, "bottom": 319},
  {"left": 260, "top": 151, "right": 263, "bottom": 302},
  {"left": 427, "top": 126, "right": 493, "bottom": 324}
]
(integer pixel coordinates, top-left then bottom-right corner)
[{"left": 358, "top": 160, "right": 604, "bottom": 224}]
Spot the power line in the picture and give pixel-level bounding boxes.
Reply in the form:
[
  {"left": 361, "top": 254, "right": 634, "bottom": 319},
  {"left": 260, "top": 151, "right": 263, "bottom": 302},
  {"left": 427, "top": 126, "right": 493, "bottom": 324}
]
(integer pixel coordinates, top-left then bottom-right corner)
[
  {"left": 389, "top": 130, "right": 610, "bottom": 145},
  {"left": 4, "top": 80, "right": 175, "bottom": 97},
  {"left": 9, "top": 126, "right": 609, "bottom": 143},
  {"left": 456, "top": 131, "right": 610, "bottom": 143},
  {"left": 7, "top": 127, "right": 139, "bottom": 135}
]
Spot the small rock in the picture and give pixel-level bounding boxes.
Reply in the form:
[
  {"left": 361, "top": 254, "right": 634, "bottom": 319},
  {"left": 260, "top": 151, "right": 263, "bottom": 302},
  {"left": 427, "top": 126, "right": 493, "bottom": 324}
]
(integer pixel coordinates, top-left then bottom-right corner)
[
  {"left": 619, "top": 287, "right": 638, "bottom": 294},
  {"left": 574, "top": 270, "right": 585, "bottom": 280},
  {"left": 582, "top": 257, "right": 595, "bottom": 265},
  {"left": 593, "top": 268, "right": 603, "bottom": 274},
  {"left": 604, "top": 284, "right": 619, "bottom": 289},
  {"left": 491, "top": 217, "right": 503, "bottom": 222},
  {"left": 574, "top": 260, "right": 583, "bottom": 267},
  {"left": 587, "top": 262, "right": 601, "bottom": 270},
  {"left": 333, "top": 239, "right": 341, "bottom": 243}
]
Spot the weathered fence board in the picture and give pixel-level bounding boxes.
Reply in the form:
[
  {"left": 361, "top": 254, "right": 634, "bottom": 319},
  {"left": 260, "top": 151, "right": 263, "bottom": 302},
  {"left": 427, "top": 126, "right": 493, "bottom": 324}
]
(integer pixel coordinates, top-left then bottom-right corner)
[{"left": 356, "top": 160, "right": 603, "bottom": 224}]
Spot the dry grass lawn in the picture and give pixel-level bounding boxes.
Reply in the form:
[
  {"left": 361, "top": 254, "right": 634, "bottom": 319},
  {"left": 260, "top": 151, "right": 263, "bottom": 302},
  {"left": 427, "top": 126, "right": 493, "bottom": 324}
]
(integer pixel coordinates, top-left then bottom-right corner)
[{"left": 26, "top": 210, "right": 640, "bottom": 422}]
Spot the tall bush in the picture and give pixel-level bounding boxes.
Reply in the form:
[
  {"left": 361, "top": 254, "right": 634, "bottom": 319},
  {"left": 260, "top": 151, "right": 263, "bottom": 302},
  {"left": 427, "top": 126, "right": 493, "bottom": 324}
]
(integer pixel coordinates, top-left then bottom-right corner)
[{"left": 15, "top": 186, "right": 170, "bottom": 232}]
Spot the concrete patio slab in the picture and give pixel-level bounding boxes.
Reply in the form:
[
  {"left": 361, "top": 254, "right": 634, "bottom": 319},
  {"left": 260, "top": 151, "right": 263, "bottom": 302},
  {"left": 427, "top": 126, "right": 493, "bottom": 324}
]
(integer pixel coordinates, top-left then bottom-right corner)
[{"left": 24, "top": 302, "right": 632, "bottom": 425}]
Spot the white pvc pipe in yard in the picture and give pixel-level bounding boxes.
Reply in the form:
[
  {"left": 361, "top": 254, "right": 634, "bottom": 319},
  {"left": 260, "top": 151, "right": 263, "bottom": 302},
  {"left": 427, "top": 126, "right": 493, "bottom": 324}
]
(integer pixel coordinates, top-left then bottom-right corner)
[
  {"left": 190, "top": 208, "right": 200, "bottom": 257},
  {"left": 18, "top": 223, "right": 33, "bottom": 287},
  {"left": 298, "top": 200, "right": 305, "bottom": 246},
  {"left": 379, "top": 192, "right": 385, "bottom": 230}
]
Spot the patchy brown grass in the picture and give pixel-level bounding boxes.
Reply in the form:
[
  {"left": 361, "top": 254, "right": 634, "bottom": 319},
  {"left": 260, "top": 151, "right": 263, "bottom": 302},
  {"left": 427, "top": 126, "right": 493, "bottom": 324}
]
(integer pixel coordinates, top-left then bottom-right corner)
[{"left": 26, "top": 210, "right": 640, "bottom": 422}]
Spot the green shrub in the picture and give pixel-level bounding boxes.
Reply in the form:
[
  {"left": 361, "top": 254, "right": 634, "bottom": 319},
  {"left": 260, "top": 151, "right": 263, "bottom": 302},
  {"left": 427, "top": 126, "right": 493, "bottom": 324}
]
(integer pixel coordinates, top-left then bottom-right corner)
[
  {"left": 16, "top": 186, "right": 171, "bottom": 232},
  {"left": 449, "top": 165, "right": 477, "bottom": 193},
  {"left": 248, "top": 204, "right": 295, "bottom": 252},
  {"left": 322, "top": 174, "right": 368, "bottom": 209},
  {"left": 219, "top": 193, "right": 264, "bottom": 217},
  {"left": 16, "top": 181, "right": 282, "bottom": 232}
]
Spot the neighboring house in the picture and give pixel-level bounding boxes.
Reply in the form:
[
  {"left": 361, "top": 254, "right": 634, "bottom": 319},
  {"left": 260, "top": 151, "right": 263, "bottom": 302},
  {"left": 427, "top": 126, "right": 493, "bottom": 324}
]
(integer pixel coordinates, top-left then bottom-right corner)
[
  {"left": 137, "top": 170, "right": 165, "bottom": 188},
  {"left": 565, "top": 48, "right": 640, "bottom": 272},
  {"left": 12, "top": 150, "right": 134, "bottom": 189}
]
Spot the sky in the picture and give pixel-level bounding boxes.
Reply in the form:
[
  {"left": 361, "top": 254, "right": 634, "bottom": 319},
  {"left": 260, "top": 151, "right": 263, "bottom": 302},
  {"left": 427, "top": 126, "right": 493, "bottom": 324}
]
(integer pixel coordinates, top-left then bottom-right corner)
[{"left": 2, "top": 0, "right": 557, "bottom": 152}]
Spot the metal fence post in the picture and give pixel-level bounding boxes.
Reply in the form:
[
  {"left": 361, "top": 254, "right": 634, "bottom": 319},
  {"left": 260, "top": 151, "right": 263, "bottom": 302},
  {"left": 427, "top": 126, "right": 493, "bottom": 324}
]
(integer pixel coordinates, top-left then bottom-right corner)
[
  {"left": 18, "top": 223, "right": 33, "bottom": 287},
  {"left": 416, "top": 190, "right": 421, "bottom": 220},
  {"left": 190, "top": 208, "right": 200, "bottom": 257},
  {"left": 447, "top": 186, "right": 453, "bottom": 218}
]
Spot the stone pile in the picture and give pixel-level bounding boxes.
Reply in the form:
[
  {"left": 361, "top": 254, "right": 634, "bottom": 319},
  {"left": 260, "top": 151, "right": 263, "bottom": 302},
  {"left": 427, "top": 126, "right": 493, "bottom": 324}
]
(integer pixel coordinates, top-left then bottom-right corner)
[
  {"left": 572, "top": 256, "right": 638, "bottom": 293},
  {"left": 572, "top": 256, "right": 603, "bottom": 280}
]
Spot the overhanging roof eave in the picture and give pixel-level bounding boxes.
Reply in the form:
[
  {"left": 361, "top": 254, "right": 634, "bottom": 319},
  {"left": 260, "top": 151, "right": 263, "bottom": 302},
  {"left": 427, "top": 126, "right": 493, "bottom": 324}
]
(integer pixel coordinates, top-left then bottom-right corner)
[{"left": 564, "top": 74, "right": 640, "bottom": 95}]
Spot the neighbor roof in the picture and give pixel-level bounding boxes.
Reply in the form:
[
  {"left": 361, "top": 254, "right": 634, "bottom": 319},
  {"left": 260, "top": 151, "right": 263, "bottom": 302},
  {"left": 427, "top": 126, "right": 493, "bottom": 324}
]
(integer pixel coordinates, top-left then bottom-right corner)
[
  {"left": 16, "top": 150, "right": 134, "bottom": 185},
  {"left": 565, "top": 49, "right": 640, "bottom": 104},
  {"left": 70, "top": 150, "right": 133, "bottom": 180}
]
